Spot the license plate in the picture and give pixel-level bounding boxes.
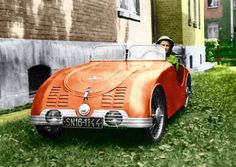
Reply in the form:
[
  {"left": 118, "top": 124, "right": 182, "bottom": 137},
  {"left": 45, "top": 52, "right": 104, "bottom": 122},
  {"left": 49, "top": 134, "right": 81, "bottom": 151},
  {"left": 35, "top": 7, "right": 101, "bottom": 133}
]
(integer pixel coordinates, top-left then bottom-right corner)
[{"left": 63, "top": 117, "right": 103, "bottom": 128}]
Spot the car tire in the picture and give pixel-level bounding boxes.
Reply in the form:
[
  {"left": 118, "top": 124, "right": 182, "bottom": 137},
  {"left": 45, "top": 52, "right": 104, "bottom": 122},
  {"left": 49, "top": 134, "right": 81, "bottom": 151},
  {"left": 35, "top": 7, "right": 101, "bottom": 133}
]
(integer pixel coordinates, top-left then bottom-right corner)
[
  {"left": 35, "top": 125, "right": 64, "bottom": 138},
  {"left": 147, "top": 87, "right": 167, "bottom": 143},
  {"left": 184, "top": 75, "right": 191, "bottom": 108}
]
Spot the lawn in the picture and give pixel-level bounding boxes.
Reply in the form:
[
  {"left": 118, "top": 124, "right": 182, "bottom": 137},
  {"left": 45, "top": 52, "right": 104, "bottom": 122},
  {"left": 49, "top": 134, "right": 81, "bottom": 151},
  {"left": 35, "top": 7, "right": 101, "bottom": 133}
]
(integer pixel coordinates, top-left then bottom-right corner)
[{"left": 0, "top": 66, "right": 235, "bottom": 167}]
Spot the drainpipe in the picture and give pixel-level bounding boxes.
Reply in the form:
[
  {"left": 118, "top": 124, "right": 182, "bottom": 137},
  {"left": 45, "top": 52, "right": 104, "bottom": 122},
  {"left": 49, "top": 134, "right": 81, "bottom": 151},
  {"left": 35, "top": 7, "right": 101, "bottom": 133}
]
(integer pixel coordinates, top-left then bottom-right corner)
[
  {"left": 230, "top": 0, "right": 234, "bottom": 41},
  {"left": 152, "top": 0, "right": 157, "bottom": 43}
]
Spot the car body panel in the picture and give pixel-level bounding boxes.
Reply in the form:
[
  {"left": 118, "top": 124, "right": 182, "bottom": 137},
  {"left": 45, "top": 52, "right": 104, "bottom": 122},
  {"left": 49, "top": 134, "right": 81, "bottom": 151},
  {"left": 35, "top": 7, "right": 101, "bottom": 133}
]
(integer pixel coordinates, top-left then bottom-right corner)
[{"left": 31, "top": 60, "right": 189, "bottom": 128}]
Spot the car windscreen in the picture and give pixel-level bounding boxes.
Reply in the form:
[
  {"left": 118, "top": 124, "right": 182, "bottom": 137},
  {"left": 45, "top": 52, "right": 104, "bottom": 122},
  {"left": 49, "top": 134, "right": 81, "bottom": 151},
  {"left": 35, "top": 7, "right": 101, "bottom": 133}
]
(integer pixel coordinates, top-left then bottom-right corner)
[
  {"left": 91, "top": 44, "right": 166, "bottom": 61},
  {"left": 128, "top": 45, "right": 166, "bottom": 60},
  {"left": 91, "top": 45, "right": 126, "bottom": 61}
]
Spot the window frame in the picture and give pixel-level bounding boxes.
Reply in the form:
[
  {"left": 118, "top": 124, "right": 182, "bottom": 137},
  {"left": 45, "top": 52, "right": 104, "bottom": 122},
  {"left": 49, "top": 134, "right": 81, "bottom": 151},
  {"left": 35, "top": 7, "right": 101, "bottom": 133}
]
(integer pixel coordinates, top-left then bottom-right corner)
[
  {"left": 207, "top": 23, "right": 219, "bottom": 39},
  {"left": 117, "top": 0, "right": 141, "bottom": 21},
  {"left": 234, "top": 0, "right": 236, "bottom": 10}
]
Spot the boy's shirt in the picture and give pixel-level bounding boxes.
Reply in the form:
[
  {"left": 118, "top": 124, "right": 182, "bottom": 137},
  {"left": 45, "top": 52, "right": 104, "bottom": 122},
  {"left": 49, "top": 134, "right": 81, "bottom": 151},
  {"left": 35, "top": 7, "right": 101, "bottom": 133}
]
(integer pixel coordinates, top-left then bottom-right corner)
[{"left": 166, "top": 55, "right": 179, "bottom": 71}]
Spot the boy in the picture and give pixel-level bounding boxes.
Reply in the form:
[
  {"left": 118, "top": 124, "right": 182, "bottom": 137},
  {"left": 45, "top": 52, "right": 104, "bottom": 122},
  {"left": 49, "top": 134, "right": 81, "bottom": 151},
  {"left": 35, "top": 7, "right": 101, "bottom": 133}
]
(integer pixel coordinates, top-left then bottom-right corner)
[{"left": 156, "top": 36, "right": 179, "bottom": 70}]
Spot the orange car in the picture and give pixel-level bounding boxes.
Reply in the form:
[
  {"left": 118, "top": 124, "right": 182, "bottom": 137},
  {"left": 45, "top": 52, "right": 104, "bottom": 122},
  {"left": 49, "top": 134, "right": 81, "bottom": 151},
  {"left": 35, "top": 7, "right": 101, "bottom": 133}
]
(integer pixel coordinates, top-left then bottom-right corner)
[{"left": 31, "top": 45, "right": 191, "bottom": 142}]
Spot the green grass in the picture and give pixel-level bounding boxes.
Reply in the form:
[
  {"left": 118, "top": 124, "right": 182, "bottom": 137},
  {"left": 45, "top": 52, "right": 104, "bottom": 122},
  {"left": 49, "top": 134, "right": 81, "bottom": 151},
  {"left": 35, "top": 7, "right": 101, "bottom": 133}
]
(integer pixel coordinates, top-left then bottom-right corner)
[
  {"left": 0, "top": 67, "right": 236, "bottom": 167},
  {"left": 0, "top": 103, "right": 31, "bottom": 116},
  {"left": 219, "top": 61, "right": 236, "bottom": 66}
]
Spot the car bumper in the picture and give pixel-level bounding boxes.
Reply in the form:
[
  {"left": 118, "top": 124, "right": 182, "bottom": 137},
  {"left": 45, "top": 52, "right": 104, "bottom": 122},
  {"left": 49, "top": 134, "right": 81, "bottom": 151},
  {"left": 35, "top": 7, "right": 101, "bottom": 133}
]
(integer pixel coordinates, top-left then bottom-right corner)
[{"left": 31, "top": 109, "right": 152, "bottom": 128}]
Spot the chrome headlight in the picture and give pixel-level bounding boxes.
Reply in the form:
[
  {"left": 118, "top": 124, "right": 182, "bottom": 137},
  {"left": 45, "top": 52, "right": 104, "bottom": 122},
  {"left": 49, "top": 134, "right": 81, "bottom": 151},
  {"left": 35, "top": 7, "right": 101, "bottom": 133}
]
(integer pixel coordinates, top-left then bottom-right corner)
[
  {"left": 79, "top": 104, "right": 90, "bottom": 116},
  {"left": 45, "top": 110, "right": 61, "bottom": 123},
  {"left": 105, "top": 110, "right": 123, "bottom": 126}
]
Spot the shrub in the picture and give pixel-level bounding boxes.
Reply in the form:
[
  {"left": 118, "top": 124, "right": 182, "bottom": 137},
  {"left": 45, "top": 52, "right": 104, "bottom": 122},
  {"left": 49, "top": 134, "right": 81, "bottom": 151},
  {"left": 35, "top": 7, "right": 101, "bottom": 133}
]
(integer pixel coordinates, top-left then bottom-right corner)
[{"left": 205, "top": 39, "right": 218, "bottom": 62}]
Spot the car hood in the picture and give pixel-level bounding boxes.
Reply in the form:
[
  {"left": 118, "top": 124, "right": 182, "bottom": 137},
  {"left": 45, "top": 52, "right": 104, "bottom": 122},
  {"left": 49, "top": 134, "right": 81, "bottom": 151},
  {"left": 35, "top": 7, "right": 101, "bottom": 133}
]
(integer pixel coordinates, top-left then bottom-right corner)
[{"left": 64, "top": 61, "right": 146, "bottom": 97}]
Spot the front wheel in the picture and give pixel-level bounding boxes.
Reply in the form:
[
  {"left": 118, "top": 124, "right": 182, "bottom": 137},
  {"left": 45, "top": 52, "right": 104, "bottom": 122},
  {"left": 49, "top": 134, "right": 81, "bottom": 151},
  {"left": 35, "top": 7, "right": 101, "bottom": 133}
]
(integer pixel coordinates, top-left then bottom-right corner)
[
  {"left": 147, "top": 88, "right": 167, "bottom": 143},
  {"left": 35, "top": 125, "right": 64, "bottom": 138}
]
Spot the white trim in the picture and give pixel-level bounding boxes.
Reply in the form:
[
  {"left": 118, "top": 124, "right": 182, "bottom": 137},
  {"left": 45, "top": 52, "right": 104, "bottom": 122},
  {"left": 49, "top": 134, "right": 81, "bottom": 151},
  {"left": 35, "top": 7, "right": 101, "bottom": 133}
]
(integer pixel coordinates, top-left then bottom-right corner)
[
  {"left": 31, "top": 109, "right": 152, "bottom": 128},
  {"left": 117, "top": 0, "right": 140, "bottom": 21}
]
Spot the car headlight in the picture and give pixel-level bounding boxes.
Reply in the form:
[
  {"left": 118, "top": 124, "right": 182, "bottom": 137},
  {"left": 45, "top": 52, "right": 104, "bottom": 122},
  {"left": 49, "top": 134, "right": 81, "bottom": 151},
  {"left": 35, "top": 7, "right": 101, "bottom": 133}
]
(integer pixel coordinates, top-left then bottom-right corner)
[
  {"left": 45, "top": 110, "right": 62, "bottom": 123},
  {"left": 105, "top": 110, "right": 123, "bottom": 126},
  {"left": 79, "top": 104, "right": 90, "bottom": 116}
]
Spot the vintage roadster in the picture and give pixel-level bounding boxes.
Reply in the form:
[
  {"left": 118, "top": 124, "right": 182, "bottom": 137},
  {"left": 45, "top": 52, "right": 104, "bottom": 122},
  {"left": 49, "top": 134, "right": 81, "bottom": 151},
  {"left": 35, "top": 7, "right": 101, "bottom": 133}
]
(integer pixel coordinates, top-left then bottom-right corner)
[{"left": 31, "top": 45, "right": 191, "bottom": 142}]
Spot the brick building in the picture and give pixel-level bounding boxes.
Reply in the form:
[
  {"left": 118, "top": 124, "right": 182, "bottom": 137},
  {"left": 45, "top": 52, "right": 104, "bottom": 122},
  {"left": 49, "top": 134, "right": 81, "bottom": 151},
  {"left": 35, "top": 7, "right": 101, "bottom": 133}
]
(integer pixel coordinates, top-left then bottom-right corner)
[
  {"left": 156, "top": 0, "right": 207, "bottom": 71},
  {"left": 205, "top": 0, "right": 236, "bottom": 41},
  {"left": 0, "top": 0, "right": 152, "bottom": 109},
  {"left": 0, "top": 0, "right": 209, "bottom": 110}
]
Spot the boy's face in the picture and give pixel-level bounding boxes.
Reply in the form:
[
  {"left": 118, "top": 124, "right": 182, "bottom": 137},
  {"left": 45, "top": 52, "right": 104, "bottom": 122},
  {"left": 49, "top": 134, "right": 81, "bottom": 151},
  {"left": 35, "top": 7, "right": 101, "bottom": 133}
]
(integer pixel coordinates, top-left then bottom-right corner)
[{"left": 159, "top": 40, "right": 171, "bottom": 53}]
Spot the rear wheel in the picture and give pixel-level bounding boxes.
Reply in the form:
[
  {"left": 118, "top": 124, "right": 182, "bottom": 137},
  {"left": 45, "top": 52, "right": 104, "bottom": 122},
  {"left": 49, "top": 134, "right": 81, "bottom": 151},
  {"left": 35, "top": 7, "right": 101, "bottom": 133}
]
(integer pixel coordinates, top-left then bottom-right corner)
[
  {"left": 147, "top": 88, "right": 167, "bottom": 142},
  {"left": 184, "top": 75, "right": 191, "bottom": 108},
  {"left": 36, "top": 125, "right": 64, "bottom": 138}
]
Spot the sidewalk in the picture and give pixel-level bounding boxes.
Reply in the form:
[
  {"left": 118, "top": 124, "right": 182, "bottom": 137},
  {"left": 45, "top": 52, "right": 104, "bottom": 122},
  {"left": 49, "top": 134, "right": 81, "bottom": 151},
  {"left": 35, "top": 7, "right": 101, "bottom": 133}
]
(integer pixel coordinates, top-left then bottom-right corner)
[
  {"left": 0, "top": 109, "right": 30, "bottom": 126},
  {"left": 191, "top": 62, "right": 215, "bottom": 72},
  {"left": 230, "top": 67, "right": 236, "bottom": 72}
]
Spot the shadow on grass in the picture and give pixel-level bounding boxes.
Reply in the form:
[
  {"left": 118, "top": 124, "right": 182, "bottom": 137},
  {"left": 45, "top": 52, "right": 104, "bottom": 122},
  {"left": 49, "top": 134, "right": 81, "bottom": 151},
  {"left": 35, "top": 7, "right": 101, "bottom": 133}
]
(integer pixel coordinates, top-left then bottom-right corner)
[
  {"left": 167, "top": 108, "right": 186, "bottom": 126},
  {"left": 25, "top": 108, "right": 189, "bottom": 148},
  {"left": 2, "top": 106, "right": 189, "bottom": 149},
  {"left": 27, "top": 124, "right": 152, "bottom": 148},
  {"left": 29, "top": 110, "right": 188, "bottom": 149}
]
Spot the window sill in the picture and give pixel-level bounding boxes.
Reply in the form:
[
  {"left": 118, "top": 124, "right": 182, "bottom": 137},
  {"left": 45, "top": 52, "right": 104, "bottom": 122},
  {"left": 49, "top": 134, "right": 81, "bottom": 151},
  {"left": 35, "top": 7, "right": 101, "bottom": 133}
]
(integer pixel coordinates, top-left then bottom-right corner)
[
  {"left": 118, "top": 10, "right": 140, "bottom": 22},
  {"left": 207, "top": 6, "right": 219, "bottom": 9}
]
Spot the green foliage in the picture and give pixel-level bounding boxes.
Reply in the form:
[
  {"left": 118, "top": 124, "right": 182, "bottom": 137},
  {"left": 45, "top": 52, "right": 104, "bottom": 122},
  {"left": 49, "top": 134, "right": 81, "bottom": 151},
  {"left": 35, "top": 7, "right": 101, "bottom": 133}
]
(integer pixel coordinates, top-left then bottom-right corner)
[
  {"left": 0, "top": 103, "right": 31, "bottom": 116},
  {"left": 205, "top": 40, "right": 236, "bottom": 65},
  {"left": 218, "top": 41, "right": 236, "bottom": 58},
  {"left": 205, "top": 39, "right": 218, "bottom": 62},
  {"left": 0, "top": 67, "right": 236, "bottom": 166}
]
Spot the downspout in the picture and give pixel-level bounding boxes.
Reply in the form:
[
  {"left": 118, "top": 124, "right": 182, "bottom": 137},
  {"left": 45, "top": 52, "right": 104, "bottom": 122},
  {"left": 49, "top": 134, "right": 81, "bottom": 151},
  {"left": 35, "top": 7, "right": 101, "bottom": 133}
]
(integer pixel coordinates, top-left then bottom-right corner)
[
  {"left": 152, "top": 0, "right": 157, "bottom": 43},
  {"left": 230, "top": 0, "right": 234, "bottom": 41}
]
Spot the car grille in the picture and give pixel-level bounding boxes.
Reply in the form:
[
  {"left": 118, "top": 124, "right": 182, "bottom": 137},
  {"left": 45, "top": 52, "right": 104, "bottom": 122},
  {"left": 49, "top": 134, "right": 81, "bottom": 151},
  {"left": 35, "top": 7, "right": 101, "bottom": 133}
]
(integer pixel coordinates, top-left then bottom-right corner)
[
  {"left": 46, "top": 86, "right": 69, "bottom": 108},
  {"left": 101, "top": 87, "right": 127, "bottom": 108}
]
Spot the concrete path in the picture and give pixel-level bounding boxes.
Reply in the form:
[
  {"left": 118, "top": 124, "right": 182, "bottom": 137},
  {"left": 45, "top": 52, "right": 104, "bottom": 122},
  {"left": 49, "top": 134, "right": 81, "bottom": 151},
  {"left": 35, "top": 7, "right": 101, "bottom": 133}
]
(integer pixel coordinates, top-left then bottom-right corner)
[
  {"left": 0, "top": 109, "right": 30, "bottom": 126},
  {"left": 230, "top": 67, "right": 236, "bottom": 72}
]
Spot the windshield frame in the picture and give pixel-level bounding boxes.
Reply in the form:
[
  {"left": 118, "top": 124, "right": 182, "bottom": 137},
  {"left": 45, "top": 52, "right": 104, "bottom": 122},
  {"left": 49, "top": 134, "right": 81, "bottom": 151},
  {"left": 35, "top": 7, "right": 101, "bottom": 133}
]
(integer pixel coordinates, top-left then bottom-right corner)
[{"left": 91, "top": 44, "right": 166, "bottom": 61}]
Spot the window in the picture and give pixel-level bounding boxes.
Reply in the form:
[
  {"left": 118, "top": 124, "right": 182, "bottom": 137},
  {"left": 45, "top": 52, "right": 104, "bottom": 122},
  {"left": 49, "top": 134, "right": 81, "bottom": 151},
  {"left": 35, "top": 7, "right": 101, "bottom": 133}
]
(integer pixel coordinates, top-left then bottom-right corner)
[
  {"left": 207, "top": 23, "right": 219, "bottom": 39},
  {"left": 234, "top": 0, "right": 236, "bottom": 10},
  {"left": 28, "top": 65, "right": 51, "bottom": 97},
  {"left": 190, "top": 56, "right": 193, "bottom": 69},
  {"left": 200, "top": 54, "right": 202, "bottom": 64},
  {"left": 117, "top": 0, "right": 140, "bottom": 21},
  {"left": 208, "top": 0, "right": 218, "bottom": 8}
]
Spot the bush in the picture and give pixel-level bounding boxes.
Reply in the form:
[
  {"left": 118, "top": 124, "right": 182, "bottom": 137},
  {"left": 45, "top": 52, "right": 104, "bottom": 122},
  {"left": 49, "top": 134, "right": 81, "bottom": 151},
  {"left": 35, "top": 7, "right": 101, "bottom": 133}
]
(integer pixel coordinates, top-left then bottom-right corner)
[
  {"left": 218, "top": 41, "right": 236, "bottom": 58},
  {"left": 205, "top": 39, "right": 218, "bottom": 62}
]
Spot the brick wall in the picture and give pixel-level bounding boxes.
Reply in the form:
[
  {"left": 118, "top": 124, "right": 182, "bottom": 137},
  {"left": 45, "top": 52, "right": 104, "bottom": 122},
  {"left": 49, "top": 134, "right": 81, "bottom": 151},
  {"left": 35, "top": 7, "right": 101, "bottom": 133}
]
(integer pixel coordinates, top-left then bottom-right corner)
[
  {"left": 156, "top": 0, "right": 183, "bottom": 44},
  {"left": 205, "top": 0, "right": 222, "bottom": 19},
  {"left": 0, "top": 0, "right": 117, "bottom": 42}
]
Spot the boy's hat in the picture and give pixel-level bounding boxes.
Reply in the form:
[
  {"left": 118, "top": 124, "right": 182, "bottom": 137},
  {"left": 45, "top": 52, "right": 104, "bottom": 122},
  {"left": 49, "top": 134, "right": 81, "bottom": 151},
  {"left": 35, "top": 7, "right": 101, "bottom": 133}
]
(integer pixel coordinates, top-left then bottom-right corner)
[{"left": 156, "top": 36, "right": 174, "bottom": 48}]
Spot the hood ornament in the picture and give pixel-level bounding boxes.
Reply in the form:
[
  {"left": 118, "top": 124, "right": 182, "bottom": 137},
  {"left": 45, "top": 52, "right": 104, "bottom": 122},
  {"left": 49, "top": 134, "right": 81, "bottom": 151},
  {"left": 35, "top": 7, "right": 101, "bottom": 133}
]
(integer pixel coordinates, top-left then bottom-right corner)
[
  {"left": 84, "top": 87, "right": 91, "bottom": 101},
  {"left": 87, "top": 75, "right": 103, "bottom": 81}
]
